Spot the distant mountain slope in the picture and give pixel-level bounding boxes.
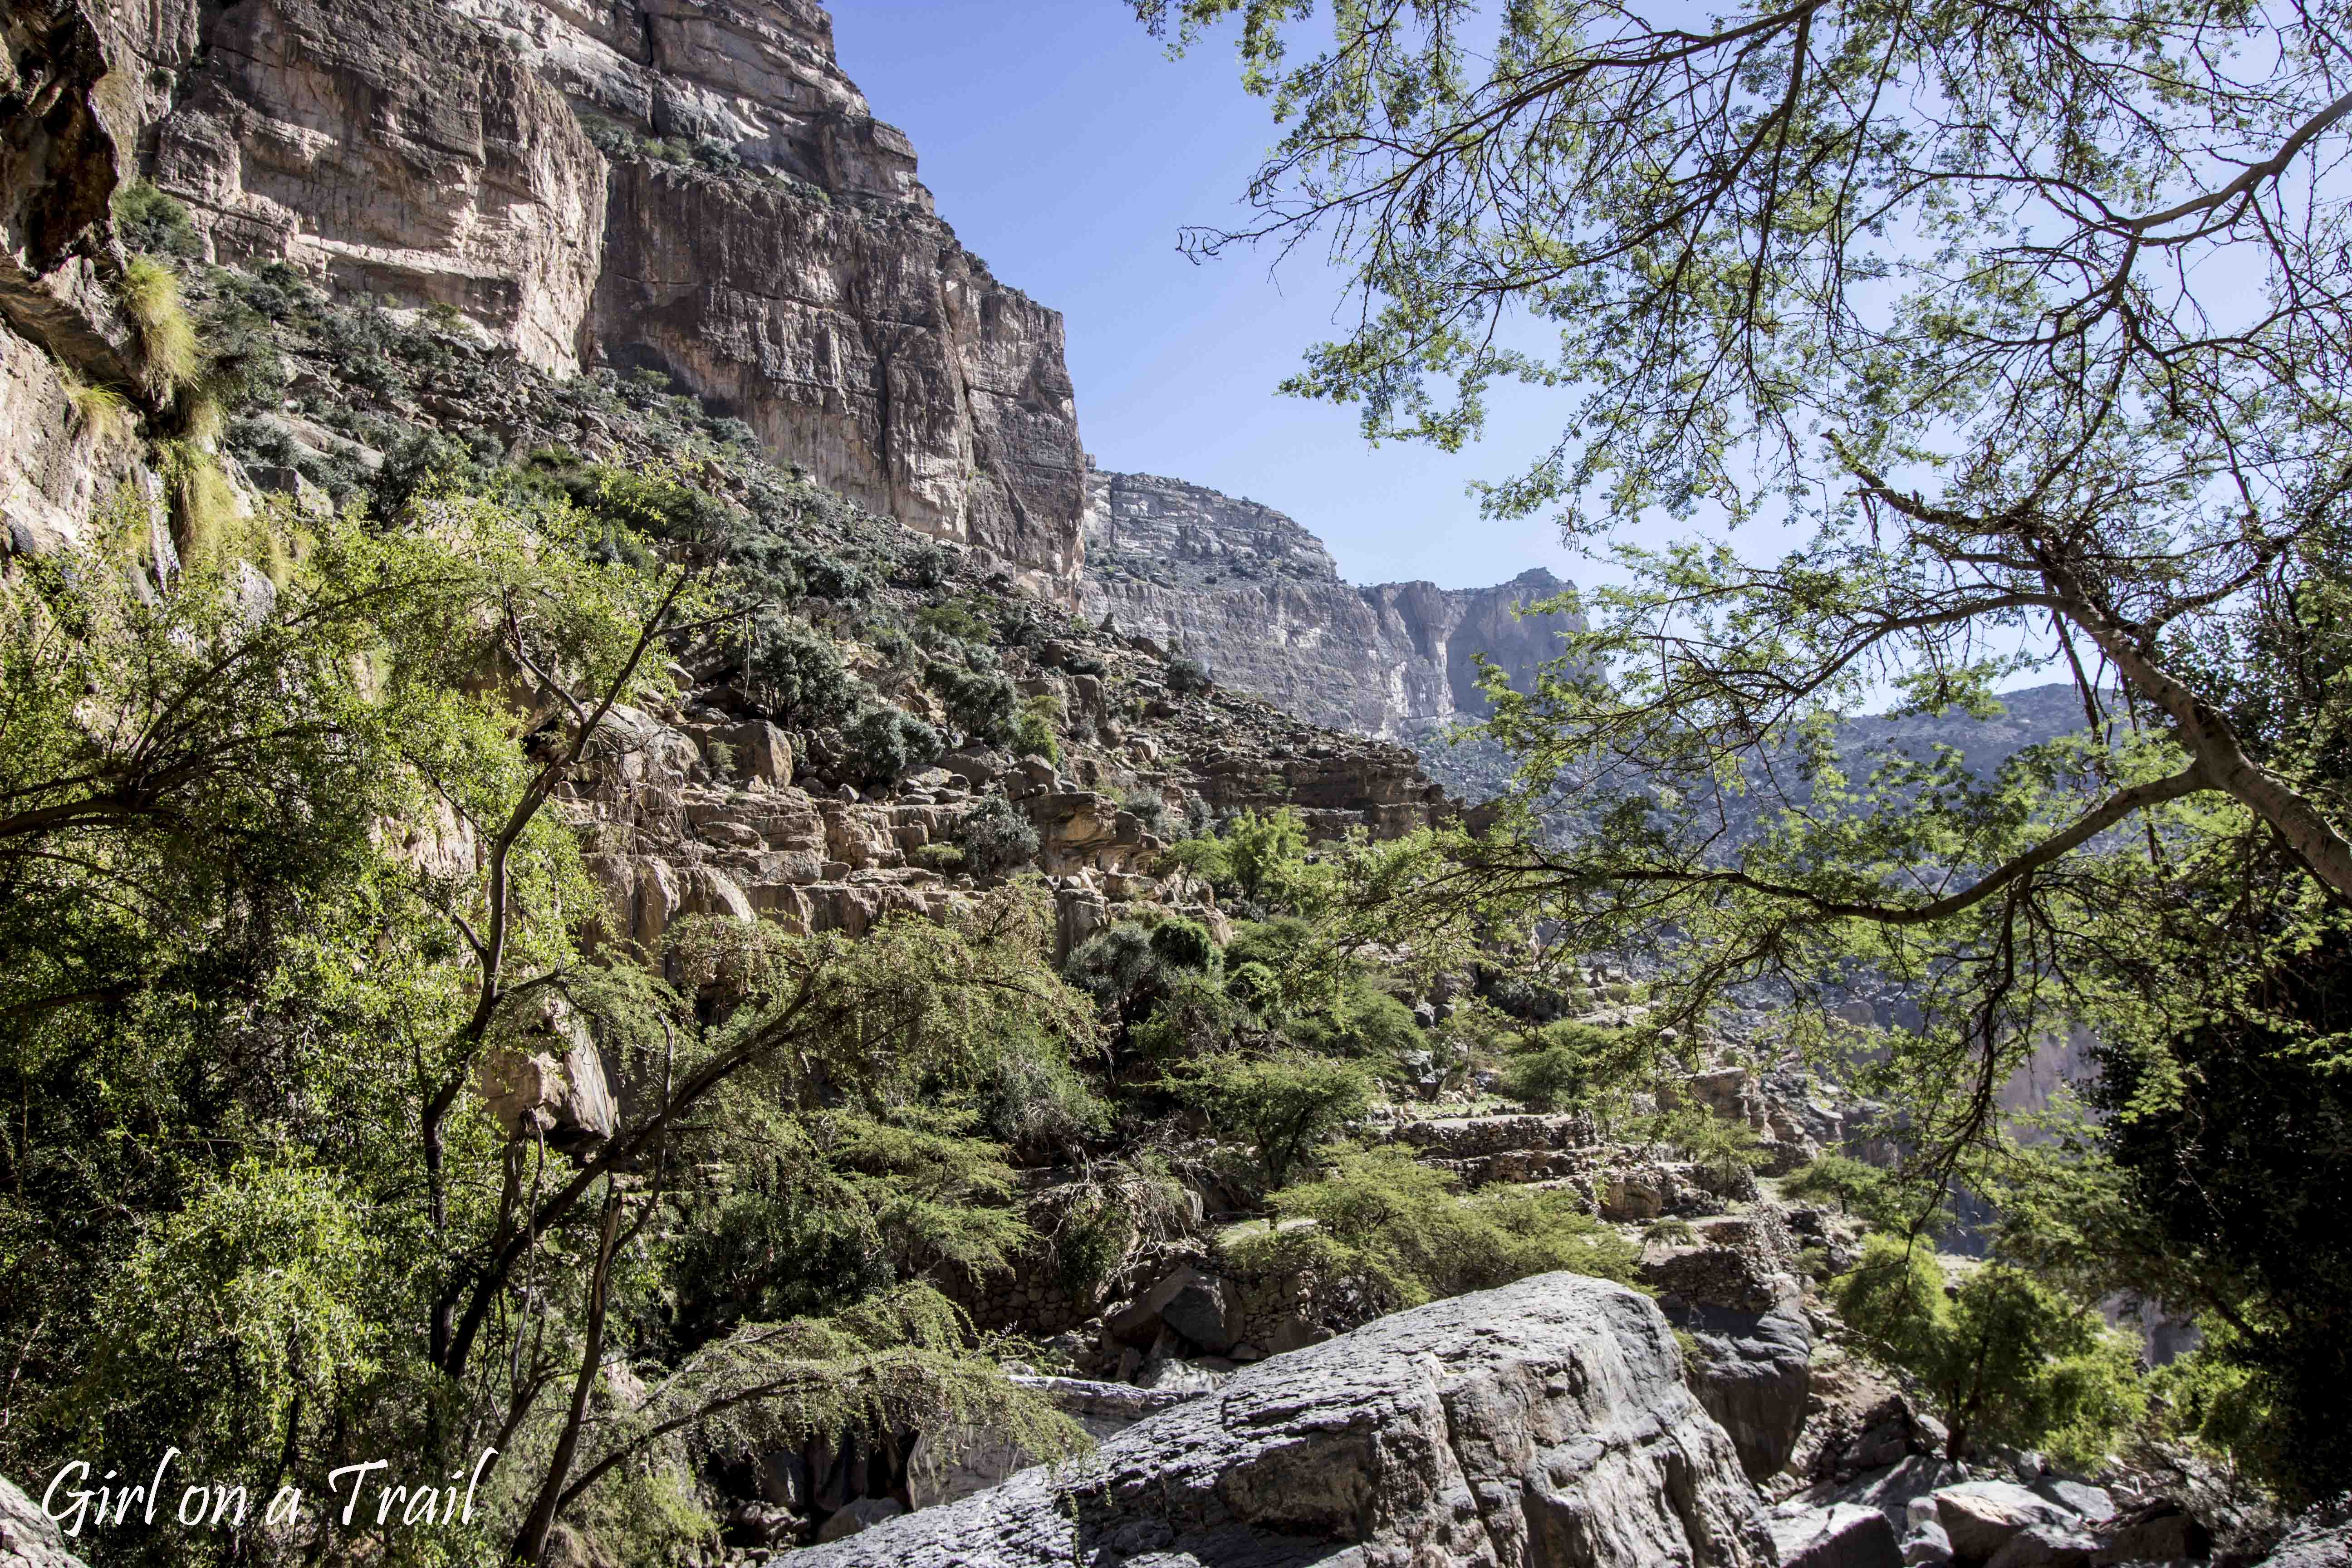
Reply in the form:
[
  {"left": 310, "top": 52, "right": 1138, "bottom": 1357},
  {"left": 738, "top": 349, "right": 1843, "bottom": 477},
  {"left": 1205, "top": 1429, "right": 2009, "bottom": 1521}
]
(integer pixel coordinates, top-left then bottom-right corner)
[{"left": 1078, "top": 468, "right": 1574, "bottom": 741}]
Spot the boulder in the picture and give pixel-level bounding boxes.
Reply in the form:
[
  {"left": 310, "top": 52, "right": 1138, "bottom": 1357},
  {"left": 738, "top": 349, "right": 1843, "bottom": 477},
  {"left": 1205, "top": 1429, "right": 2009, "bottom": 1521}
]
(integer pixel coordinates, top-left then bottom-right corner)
[
  {"left": 909, "top": 1376, "right": 1194, "bottom": 1509},
  {"left": 790, "top": 1272, "right": 1775, "bottom": 1568},
  {"left": 818, "top": 1496, "right": 904, "bottom": 1542},
  {"left": 1772, "top": 1502, "right": 1903, "bottom": 1568},
  {"left": 1985, "top": 1523, "right": 2097, "bottom": 1568},
  {"left": 1651, "top": 1250, "right": 1812, "bottom": 1481},
  {"left": 1669, "top": 1296, "right": 1814, "bottom": 1482},
  {"left": 1932, "top": 1482, "right": 2080, "bottom": 1563},
  {"left": 2255, "top": 1503, "right": 2352, "bottom": 1567},
  {"left": 0, "top": 1473, "right": 87, "bottom": 1568},
  {"left": 719, "top": 720, "right": 794, "bottom": 786},
  {"left": 1811, "top": 1456, "right": 1971, "bottom": 1534},
  {"left": 1902, "top": 1519, "right": 1955, "bottom": 1565},
  {"left": 2028, "top": 1479, "right": 2111, "bottom": 1524},
  {"left": 476, "top": 994, "right": 617, "bottom": 1152},
  {"left": 2089, "top": 1501, "right": 2210, "bottom": 1564}
]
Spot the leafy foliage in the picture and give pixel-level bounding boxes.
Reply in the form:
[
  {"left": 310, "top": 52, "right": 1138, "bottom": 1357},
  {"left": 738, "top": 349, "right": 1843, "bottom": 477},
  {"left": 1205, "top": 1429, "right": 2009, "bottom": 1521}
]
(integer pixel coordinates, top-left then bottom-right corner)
[
  {"left": 1167, "top": 1049, "right": 1373, "bottom": 1193},
  {"left": 1227, "top": 1147, "right": 1638, "bottom": 1316},
  {"left": 953, "top": 793, "right": 1041, "bottom": 877},
  {"left": 1833, "top": 1238, "right": 2144, "bottom": 1468}
]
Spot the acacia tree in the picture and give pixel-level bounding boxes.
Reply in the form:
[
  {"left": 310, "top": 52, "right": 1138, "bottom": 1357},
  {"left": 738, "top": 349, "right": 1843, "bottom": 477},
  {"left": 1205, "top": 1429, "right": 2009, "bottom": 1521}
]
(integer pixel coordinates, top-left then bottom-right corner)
[{"left": 1139, "top": 0, "right": 2352, "bottom": 1164}]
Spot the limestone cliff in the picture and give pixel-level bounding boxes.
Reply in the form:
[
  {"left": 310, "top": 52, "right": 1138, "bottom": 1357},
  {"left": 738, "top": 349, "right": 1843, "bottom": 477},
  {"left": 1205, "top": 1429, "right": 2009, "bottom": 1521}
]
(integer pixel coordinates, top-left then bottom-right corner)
[
  {"left": 75, "top": 0, "right": 1087, "bottom": 590},
  {"left": 1079, "top": 468, "right": 1577, "bottom": 740}
]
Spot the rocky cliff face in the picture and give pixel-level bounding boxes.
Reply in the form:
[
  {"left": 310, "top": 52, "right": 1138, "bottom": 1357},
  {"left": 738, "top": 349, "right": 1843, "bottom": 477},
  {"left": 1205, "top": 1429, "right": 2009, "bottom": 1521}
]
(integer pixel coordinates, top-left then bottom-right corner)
[
  {"left": 69, "top": 0, "right": 1087, "bottom": 590},
  {"left": 1079, "top": 468, "right": 1576, "bottom": 739}
]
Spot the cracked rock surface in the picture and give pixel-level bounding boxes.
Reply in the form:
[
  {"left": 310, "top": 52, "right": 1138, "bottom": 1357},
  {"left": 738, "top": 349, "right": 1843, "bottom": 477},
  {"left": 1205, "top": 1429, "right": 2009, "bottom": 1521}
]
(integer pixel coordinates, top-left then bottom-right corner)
[{"left": 790, "top": 1271, "right": 1774, "bottom": 1568}]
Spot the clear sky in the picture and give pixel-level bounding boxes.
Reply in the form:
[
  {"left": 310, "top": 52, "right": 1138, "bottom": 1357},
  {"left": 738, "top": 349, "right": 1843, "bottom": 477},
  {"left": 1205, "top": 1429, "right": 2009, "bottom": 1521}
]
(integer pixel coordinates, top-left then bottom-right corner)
[{"left": 825, "top": 1, "right": 1587, "bottom": 593}]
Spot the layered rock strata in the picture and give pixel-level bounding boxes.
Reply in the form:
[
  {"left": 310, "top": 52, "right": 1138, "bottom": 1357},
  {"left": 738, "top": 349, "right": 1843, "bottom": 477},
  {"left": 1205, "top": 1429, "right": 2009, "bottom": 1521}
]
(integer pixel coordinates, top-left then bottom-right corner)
[
  {"left": 150, "top": 0, "right": 608, "bottom": 375},
  {"left": 73, "top": 0, "right": 1088, "bottom": 587},
  {"left": 793, "top": 1272, "right": 1776, "bottom": 1568},
  {"left": 1080, "top": 468, "right": 1577, "bottom": 738}
]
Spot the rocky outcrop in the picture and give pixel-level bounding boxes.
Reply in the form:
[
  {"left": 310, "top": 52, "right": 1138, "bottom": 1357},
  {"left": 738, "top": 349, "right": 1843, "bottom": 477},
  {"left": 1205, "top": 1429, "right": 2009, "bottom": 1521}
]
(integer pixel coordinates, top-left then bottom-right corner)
[
  {"left": 1079, "top": 468, "right": 1576, "bottom": 739},
  {"left": 151, "top": 0, "right": 609, "bottom": 375},
  {"left": 455, "top": 0, "right": 1085, "bottom": 592},
  {"left": 792, "top": 1271, "right": 1775, "bottom": 1568},
  {"left": 0, "top": 1473, "right": 86, "bottom": 1568},
  {"left": 93, "top": 0, "right": 1088, "bottom": 587},
  {"left": 593, "top": 161, "right": 1085, "bottom": 596},
  {"left": 1, "top": 0, "right": 142, "bottom": 556}
]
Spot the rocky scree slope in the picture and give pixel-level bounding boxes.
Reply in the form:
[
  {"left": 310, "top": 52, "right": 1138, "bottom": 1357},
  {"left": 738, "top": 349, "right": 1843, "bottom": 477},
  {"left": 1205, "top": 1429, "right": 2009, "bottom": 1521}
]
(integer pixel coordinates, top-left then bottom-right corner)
[{"left": 9, "top": 0, "right": 1088, "bottom": 593}]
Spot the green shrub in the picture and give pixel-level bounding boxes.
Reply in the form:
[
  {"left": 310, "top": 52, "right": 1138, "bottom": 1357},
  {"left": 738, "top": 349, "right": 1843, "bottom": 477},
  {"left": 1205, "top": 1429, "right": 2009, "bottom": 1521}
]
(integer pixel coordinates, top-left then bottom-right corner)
[
  {"left": 1166, "top": 656, "right": 1212, "bottom": 695},
  {"left": 1504, "top": 1020, "right": 1645, "bottom": 1114},
  {"left": 64, "top": 377, "right": 134, "bottom": 443},
  {"left": 1168, "top": 1048, "right": 1373, "bottom": 1193},
  {"left": 1119, "top": 788, "right": 1171, "bottom": 836},
  {"left": 744, "top": 616, "right": 858, "bottom": 727},
  {"left": 1226, "top": 1146, "right": 1639, "bottom": 1314},
  {"left": 1224, "top": 807, "right": 1309, "bottom": 904},
  {"left": 580, "top": 466, "right": 742, "bottom": 547},
  {"left": 930, "top": 662, "right": 1017, "bottom": 745},
  {"left": 1781, "top": 1153, "right": 1896, "bottom": 1224},
  {"left": 155, "top": 439, "right": 244, "bottom": 566},
  {"left": 114, "top": 181, "right": 201, "bottom": 259},
  {"left": 1225, "top": 916, "right": 1311, "bottom": 972},
  {"left": 953, "top": 794, "right": 1040, "bottom": 876},
  {"left": 916, "top": 599, "right": 993, "bottom": 642},
  {"left": 800, "top": 550, "right": 868, "bottom": 604},
  {"left": 1289, "top": 975, "right": 1421, "bottom": 1061},
  {"left": 1147, "top": 917, "right": 1218, "bottom": 973},
  {"left": 1832, "top": 1236, "right": 2144, "bottom": 1466},
  {"left": 1129, "top": 970, "right": 1247, "bottom": 1061},
  {"left": 1035, "top": 1154, "right": 1191, "bottom": 1300},
  {"left": 122, "top": 256, "right": 199, "bottom": 394},
  {"left": 1660, "top": 1105, "right": 1768, "bottom": 1190},
  {"left": 1010, "top": 692, "right": 1061, "bottom": 760},
  {"left": 1161, "top": 833, "right": 1233, "bottom": 885},
  {"left": 1225, "top": 959, "right": 1281, "bottom": 1015},
  {"left": 843, "top": 704, "right": 943, "bottom": 788}
]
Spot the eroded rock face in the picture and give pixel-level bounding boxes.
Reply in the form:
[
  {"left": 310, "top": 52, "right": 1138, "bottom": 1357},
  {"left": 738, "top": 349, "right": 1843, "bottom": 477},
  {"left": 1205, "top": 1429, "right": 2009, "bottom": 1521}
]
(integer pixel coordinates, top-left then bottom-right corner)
[
  {"left": 594, "top": 159, "right": 1084, "bottom": 595},
  {"left": 0, "top": 0, "right": 143, "bottom": 557},
  {"left": 791, "top": 1272, "right": 1776, "bottom": 1568},
  {"left": 461, "top": 0, "right": 1086, "bottom": 592},
  {"left": 150, "top": 0, "right": 608, "bottom": 375},
  {"left": 109, "top": 0, "right": 1088, "bottom": 586},
  {"left": 1079, "top": 469, "right": 1577, "bottom": 739}
]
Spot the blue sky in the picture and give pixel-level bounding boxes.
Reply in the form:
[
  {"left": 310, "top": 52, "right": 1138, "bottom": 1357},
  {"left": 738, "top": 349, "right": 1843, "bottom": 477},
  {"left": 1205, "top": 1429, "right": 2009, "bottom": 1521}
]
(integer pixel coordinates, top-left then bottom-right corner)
[{"left": 826, "top": 1, "right": 1586, "bottom": 593}]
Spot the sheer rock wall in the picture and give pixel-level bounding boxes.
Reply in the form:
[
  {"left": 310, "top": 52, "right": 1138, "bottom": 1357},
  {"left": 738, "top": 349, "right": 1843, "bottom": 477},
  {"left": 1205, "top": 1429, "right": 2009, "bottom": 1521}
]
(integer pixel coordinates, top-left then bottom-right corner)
[
  {"left": 1079, "top": 468, "right": 1577, "bottom": 740},
  {"left": 83, "top": 0, "right": 1087, "bottom": 590}
]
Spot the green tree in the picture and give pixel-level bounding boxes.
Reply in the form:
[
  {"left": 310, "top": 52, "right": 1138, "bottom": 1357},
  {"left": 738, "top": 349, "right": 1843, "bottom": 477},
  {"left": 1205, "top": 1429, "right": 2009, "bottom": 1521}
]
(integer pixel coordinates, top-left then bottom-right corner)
[
  {"left": 1833, "top": 1236, "right": 2143, "bottom": 1466},
  {"left": 0, "top": 482, "right": 1100, "bottom": 1565},
  {"left": 1168, "top": 1048, "right": 1374, "bottom": 1193},
  {"left": 1225, "top": 806, "right": 1309, "bottom": 905},
  {"left": 1132, "top": 0, "right": 2352, "bottom": 1187}
]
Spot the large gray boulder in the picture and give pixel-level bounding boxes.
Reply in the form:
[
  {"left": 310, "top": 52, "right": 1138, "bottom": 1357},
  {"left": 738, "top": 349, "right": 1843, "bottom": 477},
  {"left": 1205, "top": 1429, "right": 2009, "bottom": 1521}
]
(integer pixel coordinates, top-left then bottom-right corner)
[
  {"left": 1771, "top": 1501, "right": 1902, "bottom": 1568},
  {"left": 2255, "top": 1502, "right": 2352, "bottom": 1567},
  {"left": 1, "top": 1474, "right": 88, "bottom": 1568},
  {"left": 793, "top": 1273, "right": 1775, "bottom": 1568}
]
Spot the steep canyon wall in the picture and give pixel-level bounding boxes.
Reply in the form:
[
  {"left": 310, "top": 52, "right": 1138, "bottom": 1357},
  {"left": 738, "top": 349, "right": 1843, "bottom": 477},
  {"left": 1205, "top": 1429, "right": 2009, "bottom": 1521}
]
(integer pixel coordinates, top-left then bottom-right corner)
[
  {"left": 26, "top": 0, "right": 1087, "bottom": 592},
  {"left": 1078, "top": 467, "right": 1578, "bottom": 740}
]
